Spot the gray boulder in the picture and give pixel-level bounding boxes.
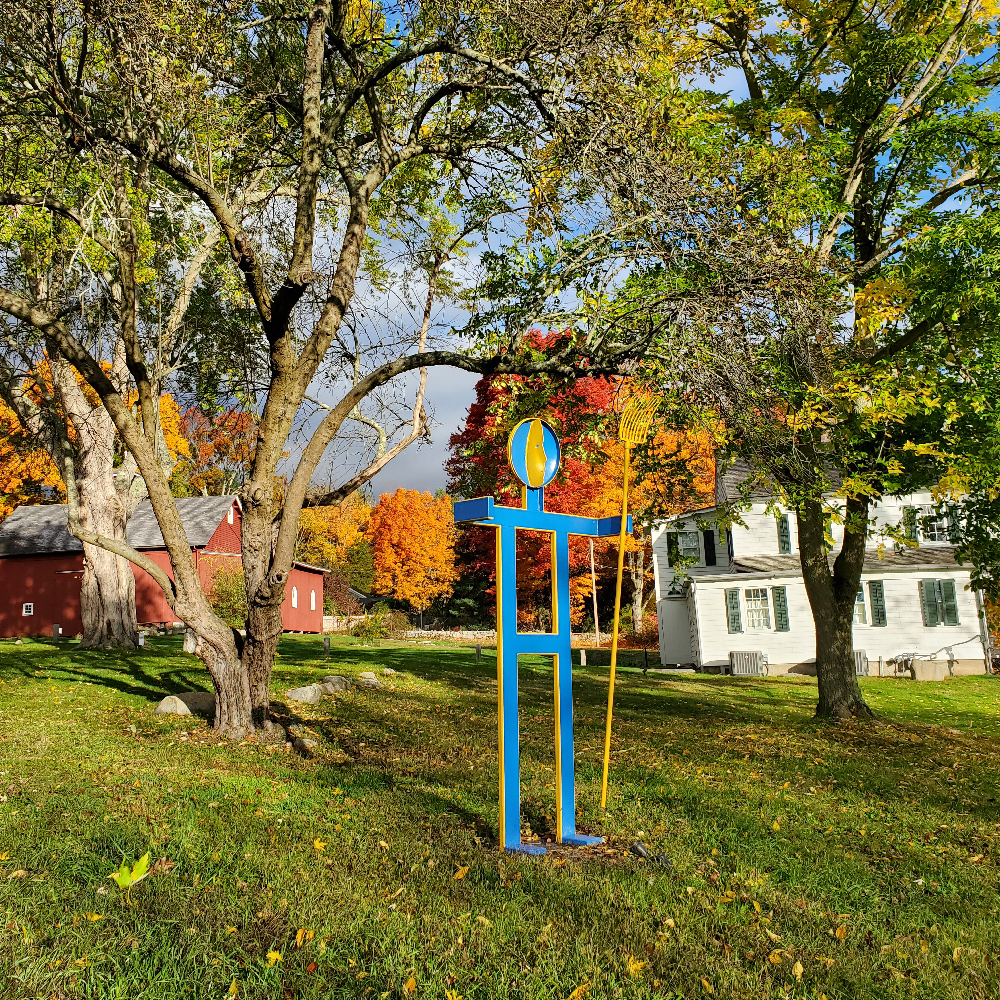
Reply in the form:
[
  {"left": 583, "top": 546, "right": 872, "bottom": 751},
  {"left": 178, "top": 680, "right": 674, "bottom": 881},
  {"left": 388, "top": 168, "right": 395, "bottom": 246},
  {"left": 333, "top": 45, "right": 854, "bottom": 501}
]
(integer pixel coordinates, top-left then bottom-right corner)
[
  {"left": 320, "top": 675, "right": 352, "bottom": 693},
  {"left": 293, "top": 736, "right": 319, "bottom": 753},
  {"left": 155, "top": 691, "right": 215, "bottom": 716},
  {"left": 356, "top": 670, "right": 383, "bottom": 690},
  {"left": 382, "top": 668, "right": 397, "bottom": 676},
  {"left": 286, "top": 684, "right": 324, "bottom": 705}
]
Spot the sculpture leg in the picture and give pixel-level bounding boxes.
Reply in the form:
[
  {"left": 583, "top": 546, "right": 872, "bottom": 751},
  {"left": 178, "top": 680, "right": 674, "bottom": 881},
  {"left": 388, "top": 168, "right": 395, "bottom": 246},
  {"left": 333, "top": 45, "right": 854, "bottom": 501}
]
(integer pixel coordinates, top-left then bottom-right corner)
[
  {"left": 553, "top": 531, "right": 602, "bottom": 848},
  {"left": 497, "top": 525, "right": 544, "bottom": 855}
]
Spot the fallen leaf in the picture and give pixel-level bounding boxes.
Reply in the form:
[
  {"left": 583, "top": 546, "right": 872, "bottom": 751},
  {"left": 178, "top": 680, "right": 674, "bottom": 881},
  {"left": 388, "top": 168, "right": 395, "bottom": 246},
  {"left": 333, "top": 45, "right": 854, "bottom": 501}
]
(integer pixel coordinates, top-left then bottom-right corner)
[
  {"left": 306, "top": 962, "right": 317, "bottom": 973},
  {"left": 477, "top": 915, "right": 492, "bottom": 927},
  {"left": 296, "top": 928, "right": 315, "bottom": 947},
  {"left": 764, "top": 928, "right": 781, "bottom": 943},
  {"left": 404, "top": 976, "right": 417, "bottom": 994},
  {"left": 8, "top": 870, "right": 27, "bottom": 879},
  {"left": 772, "top": 820, "right": 781, "bottom": 831},
  {"left": 454, "top": 866, "right": 469, "bottom": 880},
  {"left": 266, "top": 950, "right": 282, "bottom": 967},
  {"left": 768, "top": 950, "right": 783, "bottom": 965},
  {"left": 792, "top": 960, "right": 804, "bottom": 981},
  {"left": 378, "top": 840, "right": 389, "bottom": 849},
  {"left": 700, "top": 978, "right": 714, "bottom": 994},
  {"left": 564, "top": 985, "right": 590, "bottom": 1000},
  {"left": 227, "top": 980, "right": 238, "bottom": 996},
  {"left": 835, "top": 925, "right": 847, "bottom": 941},
  {"left": 313, "top": 838, "right": 327, "bottom": 852},
  {"left": 83, "top": 913, "right": 103, "bottom": 922},
  {"left": 953, "top": 947, "right": 962, "bottom": 963},
  {"left": 627, "top": 955, "right": 647, "bottom": 978},
  {"left": 752, "top": 901, "right": 762, "bottom": 913}
]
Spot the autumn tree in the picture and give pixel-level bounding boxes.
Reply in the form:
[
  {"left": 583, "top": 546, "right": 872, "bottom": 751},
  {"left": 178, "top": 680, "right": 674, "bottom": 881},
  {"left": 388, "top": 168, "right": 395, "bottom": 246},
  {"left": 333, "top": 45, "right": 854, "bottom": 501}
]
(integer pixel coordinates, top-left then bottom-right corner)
[
  {"left": 170, "top": 408, "right": 256, "bottom": 497},
  {"left": 0, "top": 1, "right": 789, "bottom": 734},
  {"left": 0, "top": 399, "right": 62, "bottom": 520},
  {"left": 624, "top": 0, "right": 1000, "bottom": 718},
  {"left": 367, "top": 489, "right": 458, "bottom": 623}
]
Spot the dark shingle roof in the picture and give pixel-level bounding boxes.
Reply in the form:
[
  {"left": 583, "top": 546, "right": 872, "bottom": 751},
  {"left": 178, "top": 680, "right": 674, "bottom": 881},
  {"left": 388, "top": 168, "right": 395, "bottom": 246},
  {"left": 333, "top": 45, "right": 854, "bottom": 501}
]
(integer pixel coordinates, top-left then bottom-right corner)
[
  {"left": 734, "top": 546, "right": 960, "bottom": 575},
  {"left": 0, "top": 496, "right": 238, "bottom": 557},
  {"left": 714, "top": 458, "right": 770, "bottom": 506}
]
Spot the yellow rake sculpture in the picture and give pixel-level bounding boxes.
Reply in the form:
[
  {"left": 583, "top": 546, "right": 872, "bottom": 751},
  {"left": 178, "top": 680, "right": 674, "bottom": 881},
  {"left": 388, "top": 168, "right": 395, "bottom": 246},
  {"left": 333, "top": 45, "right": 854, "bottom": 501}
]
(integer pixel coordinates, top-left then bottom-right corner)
[{"left": 601, "top": 396, "right": 658, "bottom": 810}]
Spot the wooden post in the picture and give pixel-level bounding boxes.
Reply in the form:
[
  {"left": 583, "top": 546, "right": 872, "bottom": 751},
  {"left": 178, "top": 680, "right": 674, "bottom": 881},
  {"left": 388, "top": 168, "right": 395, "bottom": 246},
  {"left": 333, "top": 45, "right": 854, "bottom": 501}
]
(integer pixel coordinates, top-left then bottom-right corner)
[
  {"left": 324, "top": 636, "right": 331, "bottom": 656},
  {"left": 589, "top": 538, "right": 600, "bottom": 645},
  {"left": 580, "top": 648, "right": 586, "bottom": 666},
  {"left": 475, "top": 644, "right": 482, "bottom": 662},
  {"left": 52, "top": 623, "right": 60, "bottom": 641}
]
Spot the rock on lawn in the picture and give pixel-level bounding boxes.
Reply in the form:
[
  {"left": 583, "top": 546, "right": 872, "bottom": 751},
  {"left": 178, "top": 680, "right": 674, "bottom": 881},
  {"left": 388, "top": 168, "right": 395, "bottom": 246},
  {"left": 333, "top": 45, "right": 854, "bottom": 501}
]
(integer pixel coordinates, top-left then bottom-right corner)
[
  {"left": 154, "top": 691, "right": 216, "bottom": 717},
  {"left": 286, "top": 684, "right": 325, "bottom": 705}
]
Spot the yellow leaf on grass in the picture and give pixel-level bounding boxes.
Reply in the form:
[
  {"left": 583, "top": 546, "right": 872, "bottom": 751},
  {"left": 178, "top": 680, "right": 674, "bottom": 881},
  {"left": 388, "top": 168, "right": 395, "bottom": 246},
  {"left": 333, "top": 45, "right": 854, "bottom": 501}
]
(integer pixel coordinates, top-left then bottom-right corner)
[
  {"left": 477, "top": 915, "right": 492, "bottom": 927},
  {"left": 226, "top": 926, "right": 238, "bottom": 934},
  {"left": 768, "top": 950, "right": 783, "bottom": 965},
  {"left": 835, "top": 925, "right": 847, "bottom": 941},
  {"left": 403, "top": 976, "right": 417, "bottom": 994},
  {"left": 296, "top": 928, "right": 315, "bottom": 947},
  {"left": 266, "top": 950, "right": 282, "bottom": 966},
  {"left": 627, "top": 955, "right": 647, "bottom": 978},
  {"left": 227, "top": 981, "right": 238, "bottom": 996},
  {"left": 454, "top": 866, "right": 469, "bottom": 880},
  {"left": 83, "top": 913, "right": 103, "bottom": 922},
  {"left": 564, "top": 985, "right": 589, "bottom": 1000},
  {"left": 0, "top": 852, "right": 8, "bottom": 861},
  {"left": 379, "top": 840, "right": 389, "bottom": 849},
  {"left": 700, "top": 978, "right": 714, "bottom": 994},
  {"left": 764, "top": 928, "right": 781, "bottom": 943},
  {"left": 792, "top": 960, "right": 804, "bottom": 981},
  {"left": 752, "top": 901, "right": 762, "bottom": 913},
  {"left": 953, "top": 947, "right": 962, "bottom": 963},
  {"left": 313, "top": 839, "right": 327, "bottom": 852},
  {"left": 772, "top": 821, "right": 781, "bottom": 831}
]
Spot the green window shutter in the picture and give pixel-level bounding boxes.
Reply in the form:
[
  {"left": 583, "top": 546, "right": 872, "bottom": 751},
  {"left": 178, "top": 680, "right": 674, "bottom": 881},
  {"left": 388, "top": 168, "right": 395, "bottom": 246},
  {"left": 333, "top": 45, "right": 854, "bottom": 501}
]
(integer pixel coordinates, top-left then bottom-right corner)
[
  {"left": 940, "top": 579, "right": 960, "bottom": 625},
  {"left": 772, "top": 586, "right": 790, "bottom": 631},
  {"left": 667, "top": 533, "right": 679, "bottom": 567},
  {"left": 920, "top": 579, "right": 940, "bottom": 626},
  {"left": 776, "top": 515, "right": 791, "bottom": 555},
  {"left": 725, "top": 588, "right": 742, "bottom": 633},
  {"left": 868, "top": 580, "right": 887, "bottom": 627},
  {"left": 946, "top": 505, "right": 962, "bottom": 544}
]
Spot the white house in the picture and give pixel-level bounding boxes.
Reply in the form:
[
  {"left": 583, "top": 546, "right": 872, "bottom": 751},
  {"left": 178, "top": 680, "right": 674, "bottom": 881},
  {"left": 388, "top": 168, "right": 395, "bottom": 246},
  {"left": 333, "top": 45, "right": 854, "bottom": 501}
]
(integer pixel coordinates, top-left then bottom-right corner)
[{"left": 651, "top": 460, "right": 989, "bottom": 679}]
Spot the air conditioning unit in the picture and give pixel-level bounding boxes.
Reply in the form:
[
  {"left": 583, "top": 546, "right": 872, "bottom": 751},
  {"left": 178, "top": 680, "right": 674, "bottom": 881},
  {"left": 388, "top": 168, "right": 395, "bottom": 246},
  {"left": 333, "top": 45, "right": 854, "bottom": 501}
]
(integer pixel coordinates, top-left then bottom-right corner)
[
  {"left": 854, "top": 650, "right": 869, "bottom": 676},
  {"left": 727, "top": 651, "right": 768, "bottom": 676}
]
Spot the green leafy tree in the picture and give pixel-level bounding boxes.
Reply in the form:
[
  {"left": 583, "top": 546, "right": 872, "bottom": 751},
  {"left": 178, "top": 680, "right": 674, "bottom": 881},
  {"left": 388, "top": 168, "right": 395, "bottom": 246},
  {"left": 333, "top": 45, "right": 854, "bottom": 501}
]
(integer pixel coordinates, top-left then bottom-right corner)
[{"left": 631, "top": 0, "right": 1000, "bottom": 718}]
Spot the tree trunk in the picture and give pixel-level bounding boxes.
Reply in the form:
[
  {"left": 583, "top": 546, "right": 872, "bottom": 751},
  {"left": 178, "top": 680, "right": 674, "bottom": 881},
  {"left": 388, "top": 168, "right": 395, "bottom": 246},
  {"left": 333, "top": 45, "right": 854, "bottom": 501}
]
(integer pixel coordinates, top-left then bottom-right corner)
[
  {"left": 797, "top": 497, "right": 874, "bottom": 720},
  {"left": 79, "top": 538, "right": 139, "bottom": 649},
  {"left": 182, "top": 607, "right": 253, "bottom": 736}
]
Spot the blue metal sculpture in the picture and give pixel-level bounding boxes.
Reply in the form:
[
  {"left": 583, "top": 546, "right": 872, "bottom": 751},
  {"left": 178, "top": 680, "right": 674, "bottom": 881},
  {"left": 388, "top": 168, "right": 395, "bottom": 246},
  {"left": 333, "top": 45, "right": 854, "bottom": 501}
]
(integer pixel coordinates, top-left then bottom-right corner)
[{"left": 453, "top": 418, "right": 630, "bottom": 854}]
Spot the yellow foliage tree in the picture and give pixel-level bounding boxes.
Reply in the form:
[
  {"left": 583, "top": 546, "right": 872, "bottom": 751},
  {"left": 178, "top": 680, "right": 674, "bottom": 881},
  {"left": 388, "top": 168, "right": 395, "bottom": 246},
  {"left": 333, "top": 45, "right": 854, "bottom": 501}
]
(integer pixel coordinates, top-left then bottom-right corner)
[
  {"left": 367, "top": 489, "right": 458, "bottom": 615},
  {"left": 296, "top": 492, "right": 371, "bottom": 569}
]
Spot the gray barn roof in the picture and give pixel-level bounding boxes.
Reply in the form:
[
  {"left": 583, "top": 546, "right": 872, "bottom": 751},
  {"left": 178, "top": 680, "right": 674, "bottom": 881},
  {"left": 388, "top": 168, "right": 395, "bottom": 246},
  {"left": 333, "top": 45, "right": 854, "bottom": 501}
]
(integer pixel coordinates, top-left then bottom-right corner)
[{"left": 0, "top": 496, "right": 238, "bottom": 557}]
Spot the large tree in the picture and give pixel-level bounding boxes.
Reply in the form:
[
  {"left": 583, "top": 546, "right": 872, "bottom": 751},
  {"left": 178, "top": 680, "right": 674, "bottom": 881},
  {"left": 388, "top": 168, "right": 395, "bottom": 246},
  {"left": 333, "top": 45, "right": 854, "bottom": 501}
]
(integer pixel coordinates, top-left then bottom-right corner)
[
  {"left": 0, "top": 1, "right": 713, "bottom": 736},
  {"left": 630, "top": 0, "right": 1000, "bottom": 717}
]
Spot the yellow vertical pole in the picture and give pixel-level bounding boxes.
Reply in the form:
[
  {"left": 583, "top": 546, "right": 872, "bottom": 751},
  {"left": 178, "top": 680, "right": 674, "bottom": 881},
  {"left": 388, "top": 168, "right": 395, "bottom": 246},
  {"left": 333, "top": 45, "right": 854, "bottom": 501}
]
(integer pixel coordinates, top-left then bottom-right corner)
[{"left": 600, "top": 444, "right": 631, "bottom": 810}]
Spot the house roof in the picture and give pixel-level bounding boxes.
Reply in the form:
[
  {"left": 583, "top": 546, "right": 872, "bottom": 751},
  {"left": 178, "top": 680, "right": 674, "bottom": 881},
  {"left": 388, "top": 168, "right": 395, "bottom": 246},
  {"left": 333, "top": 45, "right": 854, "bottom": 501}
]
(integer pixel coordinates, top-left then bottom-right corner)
[
  {"left": 733, "top": 546, "right": 961, "bottom": 575},
  {"left": 0, "top": 496, "right": 238, "bottom": 557}
]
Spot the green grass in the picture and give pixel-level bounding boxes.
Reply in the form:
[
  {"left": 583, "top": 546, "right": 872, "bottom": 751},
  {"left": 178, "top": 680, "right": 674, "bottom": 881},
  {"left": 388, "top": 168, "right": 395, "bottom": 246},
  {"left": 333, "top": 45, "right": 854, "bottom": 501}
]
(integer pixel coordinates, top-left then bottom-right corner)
[{"left": 1, "top": 634, "right": 999, "bottom": 1000}]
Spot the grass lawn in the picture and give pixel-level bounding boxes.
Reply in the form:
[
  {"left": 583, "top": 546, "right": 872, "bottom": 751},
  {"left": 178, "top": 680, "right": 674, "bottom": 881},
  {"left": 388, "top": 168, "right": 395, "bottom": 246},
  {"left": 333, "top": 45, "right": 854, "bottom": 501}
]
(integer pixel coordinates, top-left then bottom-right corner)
[{"left": 1, "top": 634, "right": 998, "bottom": 1000}]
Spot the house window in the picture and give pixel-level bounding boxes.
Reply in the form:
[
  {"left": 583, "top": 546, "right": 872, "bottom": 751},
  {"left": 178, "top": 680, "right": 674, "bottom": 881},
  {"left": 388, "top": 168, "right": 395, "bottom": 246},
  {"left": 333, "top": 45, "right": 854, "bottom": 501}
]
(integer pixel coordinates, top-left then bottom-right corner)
[
  {"left": 291, "top": 586, "right": 298, "bottom": 609},
  {"left": 921, "top": 507, "right": 949, "bottom": 542},
  {"left": 227, "top": 507, "right": 234, "bottom": 525},
  {"left": 22, "top": 602, "right": 33, "bottom": 616},
  {"left": 678, "top": 531, "right": 701, "bottom": 563},
  {"left": 310, "top": 589, "right": 316, "bottom": 611},
  {"left": 902, "top": 506, "right": 919, "bottom": 542},
  {"left": 744, "top": 588, "right": 771, "bottom": 629},
  {"left": 919, "top": 579, "right": 959, "bottom": 627},
  {"left": 853, "top": 590, "right": 867, "bottom": 625}
]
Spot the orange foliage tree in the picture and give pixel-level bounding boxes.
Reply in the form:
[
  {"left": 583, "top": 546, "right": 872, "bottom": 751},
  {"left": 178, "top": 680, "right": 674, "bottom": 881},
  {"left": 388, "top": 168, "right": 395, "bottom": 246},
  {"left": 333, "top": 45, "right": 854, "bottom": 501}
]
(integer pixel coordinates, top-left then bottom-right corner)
[
  {"left": 367, "top": 489, "right": 458, "bottom": 619},
  {"left": 0, "top": 400, "right": 63, "bottom": 520}
]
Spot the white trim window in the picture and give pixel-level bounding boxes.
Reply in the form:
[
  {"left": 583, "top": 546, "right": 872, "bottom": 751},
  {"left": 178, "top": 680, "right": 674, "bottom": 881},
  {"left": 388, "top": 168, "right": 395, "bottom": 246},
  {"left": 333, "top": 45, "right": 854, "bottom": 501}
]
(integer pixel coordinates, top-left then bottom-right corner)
[
  {"left": 853, "top": 590, "right": 867, "bottom": 625},
  {"left": 22, "top": 602, "right": 33, "bottom": 616},
  {"left": 921, "top": 507, "right": 949, "bottom": 542},
  {"left": 744, "top": 588, "right": 771, "bottom": 629},
  {"left": 291, "top": 586, "right": 298, "bottom": 609},
  {"left": 678, "top": 530, "right": 701, "bottom": 562},
  {"left": 310, "top": 589, "right": 316, "bottom": 611}
]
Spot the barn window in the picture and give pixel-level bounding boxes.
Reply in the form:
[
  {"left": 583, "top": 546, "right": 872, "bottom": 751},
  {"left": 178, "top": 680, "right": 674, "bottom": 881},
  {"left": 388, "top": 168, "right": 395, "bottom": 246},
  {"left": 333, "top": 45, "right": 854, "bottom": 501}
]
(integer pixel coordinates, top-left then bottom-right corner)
[
  {"left": 227, "top": 506, "right": 234, "bottom": 524},
  {"left": 22, "top": 602, "right": 33, "bottom": 616},
  {"left": 310, "top": 589, "right": 316, "bottom": 611},
  {"left": 292, "top": 586, "right": 298, "bottom": 609}
]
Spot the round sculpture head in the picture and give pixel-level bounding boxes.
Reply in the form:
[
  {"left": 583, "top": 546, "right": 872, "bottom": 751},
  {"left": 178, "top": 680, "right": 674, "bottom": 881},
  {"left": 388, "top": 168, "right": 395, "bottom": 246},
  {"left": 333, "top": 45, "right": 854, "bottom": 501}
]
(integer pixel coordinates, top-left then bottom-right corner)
[{"left": 507, "top": 418, "right": 560, "bottom": 489}]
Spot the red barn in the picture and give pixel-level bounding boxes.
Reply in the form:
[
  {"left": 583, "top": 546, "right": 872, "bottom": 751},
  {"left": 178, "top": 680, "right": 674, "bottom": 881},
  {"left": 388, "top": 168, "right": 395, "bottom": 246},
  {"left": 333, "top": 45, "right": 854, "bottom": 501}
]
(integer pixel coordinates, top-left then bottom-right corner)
[{"left": 0, "top": 496, "right": 326, "bottom": 638}]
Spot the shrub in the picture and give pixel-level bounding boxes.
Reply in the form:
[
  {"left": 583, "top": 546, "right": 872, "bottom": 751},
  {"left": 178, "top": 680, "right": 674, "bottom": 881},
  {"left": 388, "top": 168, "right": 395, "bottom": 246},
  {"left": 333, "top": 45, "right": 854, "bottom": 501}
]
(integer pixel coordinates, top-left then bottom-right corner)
[
  {"left": 208, "top": 565, "right": 248, "bottom": 628},
  {"left": 351, "top": 612, "right": 390, "bottom": 644}
]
